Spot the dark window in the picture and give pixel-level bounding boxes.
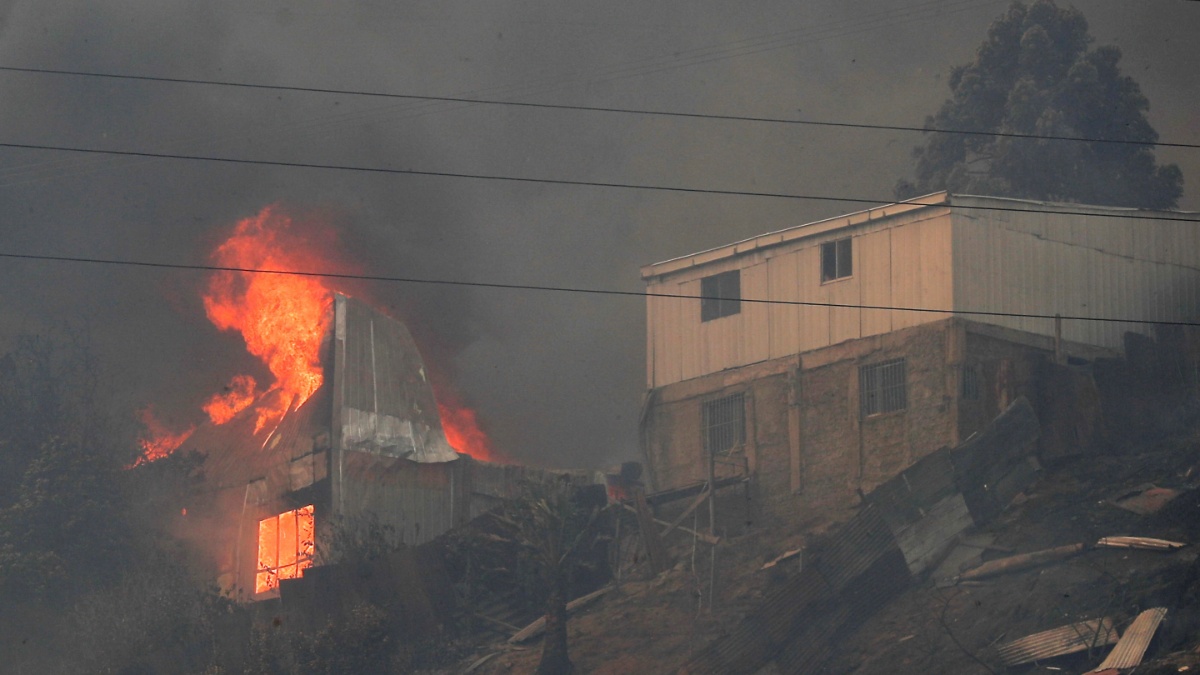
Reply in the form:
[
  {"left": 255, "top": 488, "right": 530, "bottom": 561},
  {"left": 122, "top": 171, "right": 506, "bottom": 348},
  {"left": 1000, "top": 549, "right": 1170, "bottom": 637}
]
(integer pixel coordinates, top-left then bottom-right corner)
[
  {"left": 703, "top": 393, "right": 745, "bottom": 454},
  {"left": 860, "top": 359, "right": 906, "bottom": 416},
  {"left": 821, "top": 237, "right": 853, "bottom": 282},
  {"left": 961, "top": 365, "right": 981, "bottom": 401},
  {"left": 700, "top": 270, "right": 741, "bottom": 322}
]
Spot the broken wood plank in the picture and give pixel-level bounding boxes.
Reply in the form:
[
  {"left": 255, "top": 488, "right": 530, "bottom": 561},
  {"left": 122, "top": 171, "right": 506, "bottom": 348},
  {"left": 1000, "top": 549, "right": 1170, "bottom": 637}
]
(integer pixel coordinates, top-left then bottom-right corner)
[
  {"left": 995, "top": 617, "right": 1119, "bottom": 666},
  {"left": 1095, "top": 536, "right": 1186, "bottom": 551},
  {"left": 957, "top": 542, "right": 1086, "bottom": 581},
  {"left": 621, "top": 503, "right": 721, "bottom": 545},
  {"left": 1093, "top": 607, "right": 1168, "bottom": 671},
  {"left": 761, "top": 547, "right": 803, "bottom": 571},
  {"left": 508, "top": 586, "right": 613, "bottom": 643}
]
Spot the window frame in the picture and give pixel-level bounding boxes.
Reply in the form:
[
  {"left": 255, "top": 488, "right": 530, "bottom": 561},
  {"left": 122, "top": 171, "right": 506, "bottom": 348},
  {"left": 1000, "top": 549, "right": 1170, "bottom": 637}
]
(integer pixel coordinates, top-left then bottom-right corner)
[
  {"left": 256, "top": 504, "right": 316, "bottom": 594},
  {"left": 702, "top": 392, "right": 746, "bottom": 455},
  {"left": 700, "top": 269, "right": 742, "bottom": 322},
  {"left": 820, "top": 237, "right": 853, "bottom": 283},
  {"left": 860, "top": 359, "right": 907, "bottom": 417}
]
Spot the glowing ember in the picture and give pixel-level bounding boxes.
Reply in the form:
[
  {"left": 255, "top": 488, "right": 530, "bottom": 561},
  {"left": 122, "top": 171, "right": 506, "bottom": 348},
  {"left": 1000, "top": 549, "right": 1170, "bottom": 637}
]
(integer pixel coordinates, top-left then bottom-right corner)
[
  {"left": 437, "top": 395, "right": 499, "bottom": 462},
  {"left": 203, "top": 206, "right": 334, "bottom": 433},
  {"left": 134, "top": 407, "right": 194, "bottom": 467},
  {"left": 202, "top": 374, "right": 258, "bottom": 425},
  {"left": 256, "top": 504, "right": 315, "bottom": 593}
]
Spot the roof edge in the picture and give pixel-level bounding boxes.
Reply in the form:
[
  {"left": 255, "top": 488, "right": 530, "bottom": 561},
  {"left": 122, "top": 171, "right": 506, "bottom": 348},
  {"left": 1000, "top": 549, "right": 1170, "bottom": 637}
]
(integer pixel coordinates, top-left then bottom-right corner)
[{"left": 641, "top": 191, "right": 949, "bottom": 280}]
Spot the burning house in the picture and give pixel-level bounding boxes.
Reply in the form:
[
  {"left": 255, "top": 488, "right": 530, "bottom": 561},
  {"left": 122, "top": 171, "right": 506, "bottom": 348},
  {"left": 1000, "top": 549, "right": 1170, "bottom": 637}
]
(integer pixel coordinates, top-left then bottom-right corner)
[
  {"left": 640, "top": 192, "right": 1200, "bottom": 526},
  {"left": 137, "top": 207, "right": 594, "bottom": 600}
]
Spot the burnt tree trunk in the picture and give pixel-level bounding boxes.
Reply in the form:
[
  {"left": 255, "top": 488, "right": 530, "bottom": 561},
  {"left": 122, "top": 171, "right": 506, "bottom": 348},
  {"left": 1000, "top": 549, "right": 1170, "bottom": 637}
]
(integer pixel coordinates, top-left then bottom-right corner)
[{"left": 536, "top": 570, "right": 573, "bottom": 675}]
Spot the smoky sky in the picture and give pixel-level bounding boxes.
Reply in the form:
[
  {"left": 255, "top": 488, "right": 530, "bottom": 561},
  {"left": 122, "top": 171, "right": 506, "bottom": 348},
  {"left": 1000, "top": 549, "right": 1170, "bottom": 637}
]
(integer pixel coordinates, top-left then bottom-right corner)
[{"left": 0, "top": 0, "right": 1196, "bottom": 468}]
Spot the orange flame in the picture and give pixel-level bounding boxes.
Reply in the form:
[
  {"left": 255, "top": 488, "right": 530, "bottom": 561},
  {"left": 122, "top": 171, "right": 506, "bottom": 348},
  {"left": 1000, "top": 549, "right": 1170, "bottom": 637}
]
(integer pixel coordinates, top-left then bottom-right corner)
[
  {"left": 133, "top": 204, "right": 502, "bottom": 466},
  {"left": 437, "top": 395, "right": 500, "bottom": 462},
  {"left": 202, "top": 374, "right": 259, "bottom": 425},
  {"left": 203, "top": 206, "right": 334, "bottom": 433},
  {"left": 134, "top": 407, "right": 194, "bottom": 467}
]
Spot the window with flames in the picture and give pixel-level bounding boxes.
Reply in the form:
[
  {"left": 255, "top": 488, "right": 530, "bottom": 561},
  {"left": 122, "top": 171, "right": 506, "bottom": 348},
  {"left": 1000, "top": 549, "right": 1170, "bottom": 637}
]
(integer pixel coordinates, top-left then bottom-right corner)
[{"left": 256, "top": 504, "right": 315, "bottom": 593}]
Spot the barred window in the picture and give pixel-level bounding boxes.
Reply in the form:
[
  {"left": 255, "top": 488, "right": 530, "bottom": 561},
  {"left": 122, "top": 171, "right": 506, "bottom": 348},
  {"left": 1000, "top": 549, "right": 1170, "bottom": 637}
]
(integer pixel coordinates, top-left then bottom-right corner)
[
  {"left": 860, "top": 359, "right": 907, "bottom": 417},
  {"left": 961, "top": 364, "right": 982, "bottom": 401},
  {"left": 821, "top": 238, "right": 853, "bottom": 282},
  {"left": 702, "top": 393, "right": 745, "bottom": 454},
  {"left": 700, "top": 270, "right": 741, "bottom": 322}
]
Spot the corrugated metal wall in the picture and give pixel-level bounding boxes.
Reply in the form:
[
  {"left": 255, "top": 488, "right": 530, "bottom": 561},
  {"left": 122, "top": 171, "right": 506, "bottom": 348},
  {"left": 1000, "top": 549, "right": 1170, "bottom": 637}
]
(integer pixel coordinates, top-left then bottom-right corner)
[
  {"left": 333, "top": 294, "right": 458, "bottom": 463},
  {"left": 951, "top": 201, "right": 1200, "bottom": 351},
  {"left": 647, "top": 212, "right": 953, "bottom": 388}
]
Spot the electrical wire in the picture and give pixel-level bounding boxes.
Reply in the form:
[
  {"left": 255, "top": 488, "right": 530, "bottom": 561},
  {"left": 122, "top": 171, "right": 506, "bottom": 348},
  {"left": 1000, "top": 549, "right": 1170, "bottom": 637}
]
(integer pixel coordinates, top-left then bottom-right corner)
[
  {"left": 2, "top": 64, "right": 1192, "bottom": 150},
  {"left": 1, "top": 139, "right": 1196, "bottom": 223},
  {"left": 0, "top": 251, "right": 1196, "bottom": 327}
]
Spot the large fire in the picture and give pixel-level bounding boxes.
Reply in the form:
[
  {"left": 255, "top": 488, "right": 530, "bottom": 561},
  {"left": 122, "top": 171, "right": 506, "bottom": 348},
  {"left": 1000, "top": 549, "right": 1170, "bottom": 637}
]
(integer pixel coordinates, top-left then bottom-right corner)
[
  {"left": 438, "top": 397, "right": 499, "bottom": 462},
  {"left": 202, "top": 374, "right": 259, "bottom": 425},
  {"left": 203, "top": 207, "right": 334, "bottom": 433},
  {"left": 136, "top": 204, "right": 496, "bottom": 465}
]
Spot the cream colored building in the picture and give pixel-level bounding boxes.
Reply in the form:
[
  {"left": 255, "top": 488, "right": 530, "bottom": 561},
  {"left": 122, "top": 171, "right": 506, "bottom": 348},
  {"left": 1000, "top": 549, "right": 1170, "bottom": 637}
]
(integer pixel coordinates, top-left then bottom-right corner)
[{"left": 640, "top": 193, "right": 1200, "bottom": 522}]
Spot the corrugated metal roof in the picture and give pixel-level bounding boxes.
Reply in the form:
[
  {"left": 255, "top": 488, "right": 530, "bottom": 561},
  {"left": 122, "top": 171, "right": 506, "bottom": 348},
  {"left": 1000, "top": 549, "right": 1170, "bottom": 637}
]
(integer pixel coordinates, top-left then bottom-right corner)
[
  {"left": 995, "top": 617, "right": 1119, "bottom": 666},
  {"left": 182, "top": 386, "right": 328, "bottom": 500},
  {"left": 812, "top": 503, "right": 904, "bottom": 593},
  {"left": 1094, "top": 607, "right": 1168, "bottom": 671}
]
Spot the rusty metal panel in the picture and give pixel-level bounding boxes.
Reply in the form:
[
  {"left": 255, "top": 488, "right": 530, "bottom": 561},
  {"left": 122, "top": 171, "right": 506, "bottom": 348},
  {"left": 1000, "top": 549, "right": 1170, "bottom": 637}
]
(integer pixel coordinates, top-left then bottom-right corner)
[
  {"left": 995, "top": 617, "right": 1119, "bottom": 666},
  {"left": 1095, "top": 607, "right": 1168, "bottom": 671},
  {"left": 333, "top": 294, "right": 457, "bottom": 464}
]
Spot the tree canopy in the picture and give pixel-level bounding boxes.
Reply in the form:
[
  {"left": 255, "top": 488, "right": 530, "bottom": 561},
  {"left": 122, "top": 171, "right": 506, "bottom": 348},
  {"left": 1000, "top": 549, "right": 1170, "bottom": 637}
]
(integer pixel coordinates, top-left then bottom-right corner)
[{"left": 896, "top": 0, "right": 1183, "bottom": 209}]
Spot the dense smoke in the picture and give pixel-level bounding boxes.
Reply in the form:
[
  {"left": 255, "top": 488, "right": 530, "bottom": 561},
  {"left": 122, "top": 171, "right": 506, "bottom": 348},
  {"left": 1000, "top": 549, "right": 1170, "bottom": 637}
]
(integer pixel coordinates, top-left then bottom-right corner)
[{"left": 0, "top": 0, "right": 1195, "bottom": 467}]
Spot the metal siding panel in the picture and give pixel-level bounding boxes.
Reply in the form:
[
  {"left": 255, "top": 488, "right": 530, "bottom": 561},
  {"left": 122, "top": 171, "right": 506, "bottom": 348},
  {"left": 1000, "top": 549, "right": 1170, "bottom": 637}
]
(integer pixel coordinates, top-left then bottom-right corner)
[
  {"left": 919, "top": 218, "right": 953, "bottom": 318},
  {"left": 996, "top": 618, "right": 1119, "bottom": 666},
  {"left": 743, "top": 262, "right": 770, "bottom": 364},
  {"left": 797, "top": 246, "right": 829, "bottom": 352},
  {"left": 827, "top": 272, "right": 860, "bottom": 345},
  {"left": 652, "top": 285, "right": 685, "bottom": 387},
  {"left": 860, "top": 228, "right": 893, "bottom": 336},
  {"left": 890, "top": 223, "right": 924, "bottom": 329},
  {"left": 1096, "top": 607, "right": 1168, "bottom": 670},
  {"left": 679, "top": 279, "right": 702, "bottom": 381},
  {"left": 767, "top": 252, "right": 800, "bottom": 359}
]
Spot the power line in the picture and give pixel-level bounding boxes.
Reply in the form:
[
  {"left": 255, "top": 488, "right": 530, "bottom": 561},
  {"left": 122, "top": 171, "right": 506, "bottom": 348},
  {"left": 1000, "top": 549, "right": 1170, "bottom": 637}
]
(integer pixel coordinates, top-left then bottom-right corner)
[
  {"left": 3, "top": 64, "right": 1195, "bottom": 150},
  {"left": 1, "top": 139, "right": 1197, "bottom": 223},
  {"left": 0, "top": 0, "right": 1006, "bottom": 187},
  {"left": 1, "top": 251, "right": 1196, "bottom": 327}
]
